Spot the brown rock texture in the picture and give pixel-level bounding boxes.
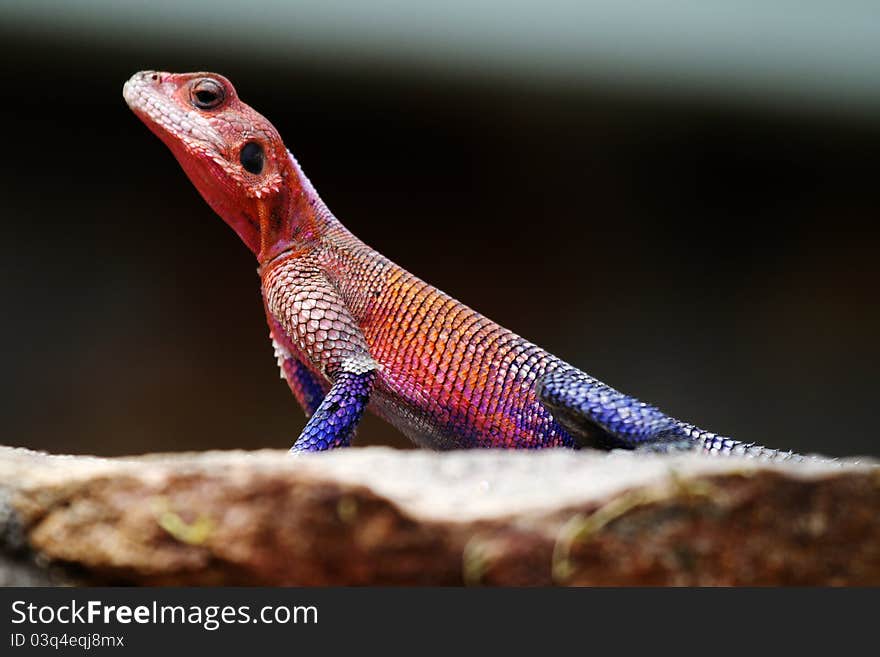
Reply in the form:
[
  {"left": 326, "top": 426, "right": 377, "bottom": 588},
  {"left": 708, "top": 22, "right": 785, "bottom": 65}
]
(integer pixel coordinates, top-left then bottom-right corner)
[{"left": 0, "top": 445, "right": 877, "bottom": 586}]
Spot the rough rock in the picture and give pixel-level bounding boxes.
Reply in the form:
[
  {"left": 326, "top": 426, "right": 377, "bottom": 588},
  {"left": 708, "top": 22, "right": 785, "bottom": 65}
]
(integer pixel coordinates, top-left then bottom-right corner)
[{"left": 0, "top": 445, "right": 877, "bottom": 585}]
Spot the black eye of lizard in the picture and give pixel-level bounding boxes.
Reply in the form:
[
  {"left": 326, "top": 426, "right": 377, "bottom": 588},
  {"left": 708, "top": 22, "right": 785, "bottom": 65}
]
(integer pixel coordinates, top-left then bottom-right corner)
[
  {"left": 239, "top": 142, "right": 265, "bottom": 175},
  {"left": 190, "top": 78, "right": 225, "bottom": 110}
]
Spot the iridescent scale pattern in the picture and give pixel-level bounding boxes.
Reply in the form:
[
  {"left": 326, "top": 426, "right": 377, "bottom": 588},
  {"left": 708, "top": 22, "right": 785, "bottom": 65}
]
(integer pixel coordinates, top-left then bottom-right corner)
[
  {"left": 263, "top": 223, "right": 574, "bottom": 450},
  {"left": 261, "top": 200, "right": 787, "bottom": 455}
]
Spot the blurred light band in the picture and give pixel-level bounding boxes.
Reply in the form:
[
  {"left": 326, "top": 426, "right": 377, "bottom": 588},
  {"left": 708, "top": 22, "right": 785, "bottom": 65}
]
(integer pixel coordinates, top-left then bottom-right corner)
[{"left": 3, "top": 0, "right": 879, "bottom": 114}]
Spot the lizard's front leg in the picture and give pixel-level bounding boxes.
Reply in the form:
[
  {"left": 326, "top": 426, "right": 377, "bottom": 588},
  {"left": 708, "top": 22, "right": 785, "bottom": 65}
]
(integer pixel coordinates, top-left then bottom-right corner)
[
  {"left": 291, "top": 359, "right": 376, "bottom": 452},
  {"left": 266, "top": 312, "right": 326, "bottom": 418},
  {"left": 264, "top": 258, "right": 378, "bottom": 452}
]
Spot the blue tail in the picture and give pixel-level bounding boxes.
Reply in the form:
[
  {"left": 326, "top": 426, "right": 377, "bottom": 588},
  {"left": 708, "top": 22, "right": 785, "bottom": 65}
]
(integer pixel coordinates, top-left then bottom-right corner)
[{"left": 537, "top": 364, "right": 802, "bottom": 461}]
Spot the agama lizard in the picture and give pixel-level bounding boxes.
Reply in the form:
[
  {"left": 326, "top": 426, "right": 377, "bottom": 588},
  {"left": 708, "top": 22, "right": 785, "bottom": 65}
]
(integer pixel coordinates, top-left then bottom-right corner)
[{"left": 123, "top": 70, "right": 797, "bottom": 459}]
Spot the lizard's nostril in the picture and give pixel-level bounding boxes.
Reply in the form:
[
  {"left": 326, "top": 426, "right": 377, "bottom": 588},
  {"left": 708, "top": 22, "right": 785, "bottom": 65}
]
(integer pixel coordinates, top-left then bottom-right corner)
[{"left": 150, "top": 73, "right": 159, "bottom": 81}]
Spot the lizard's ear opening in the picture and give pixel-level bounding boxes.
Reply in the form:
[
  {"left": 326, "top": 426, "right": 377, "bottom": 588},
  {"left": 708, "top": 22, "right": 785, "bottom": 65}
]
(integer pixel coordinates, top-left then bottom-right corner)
[
  {"left": 237, "top": 138, "right": 284, "bottom": 201},
  {"left": 239, "top": 142, "right": 265, "bottom": 175}
]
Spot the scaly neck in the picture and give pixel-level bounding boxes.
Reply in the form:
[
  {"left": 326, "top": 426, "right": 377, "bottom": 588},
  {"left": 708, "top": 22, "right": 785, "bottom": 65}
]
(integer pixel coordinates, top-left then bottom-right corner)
[{"left": 257, "top": 150, "right": 343, "bottom": 264}]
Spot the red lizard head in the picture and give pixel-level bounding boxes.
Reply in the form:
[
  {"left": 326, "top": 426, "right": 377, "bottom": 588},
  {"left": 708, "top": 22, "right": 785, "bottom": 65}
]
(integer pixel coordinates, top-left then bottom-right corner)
[{"left": 124, "top": 70, "right": 313, "bottom": 262}]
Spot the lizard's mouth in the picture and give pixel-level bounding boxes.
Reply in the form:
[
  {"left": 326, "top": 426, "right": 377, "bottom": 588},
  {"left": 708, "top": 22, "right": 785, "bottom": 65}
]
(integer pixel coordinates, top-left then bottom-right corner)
[{"left": 123, "top": 71, "right": 226, "bottom": 157}]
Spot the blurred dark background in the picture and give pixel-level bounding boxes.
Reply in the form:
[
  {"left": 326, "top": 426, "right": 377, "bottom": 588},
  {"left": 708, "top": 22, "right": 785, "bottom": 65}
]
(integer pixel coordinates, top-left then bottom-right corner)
[{"left": 1, "top": 2, "right": 878, "bottom": 457}]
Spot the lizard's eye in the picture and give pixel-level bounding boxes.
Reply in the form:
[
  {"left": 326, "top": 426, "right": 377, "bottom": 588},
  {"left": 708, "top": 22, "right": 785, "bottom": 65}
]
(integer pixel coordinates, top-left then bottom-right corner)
[
  {"left": 239, "top": 141, "right": 265, "bottom": 175},
  {"left": 190, "top": 78, "right": 226, "bottom": 110}
]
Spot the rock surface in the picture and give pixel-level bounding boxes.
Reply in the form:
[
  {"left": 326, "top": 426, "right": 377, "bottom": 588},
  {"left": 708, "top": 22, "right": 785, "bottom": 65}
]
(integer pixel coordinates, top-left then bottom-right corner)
[{"left": 0, "top": 445, "right": 877, "bottom": 585}]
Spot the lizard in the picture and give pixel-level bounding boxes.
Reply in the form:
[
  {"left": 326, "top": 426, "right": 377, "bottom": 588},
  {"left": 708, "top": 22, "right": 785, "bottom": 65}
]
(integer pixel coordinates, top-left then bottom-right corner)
[{"left": 123, "top": 70, "right": 798, "bottom": 459}]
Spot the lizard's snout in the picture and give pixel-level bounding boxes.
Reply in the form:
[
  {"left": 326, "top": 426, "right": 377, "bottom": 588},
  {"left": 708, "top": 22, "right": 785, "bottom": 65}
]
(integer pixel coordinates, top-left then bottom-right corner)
[
  {"left": 122, "top": 70, "right": 167, "bottom": 107},
  {"left": 133, "top": 70, "right": 163, "bottom": 83}
]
